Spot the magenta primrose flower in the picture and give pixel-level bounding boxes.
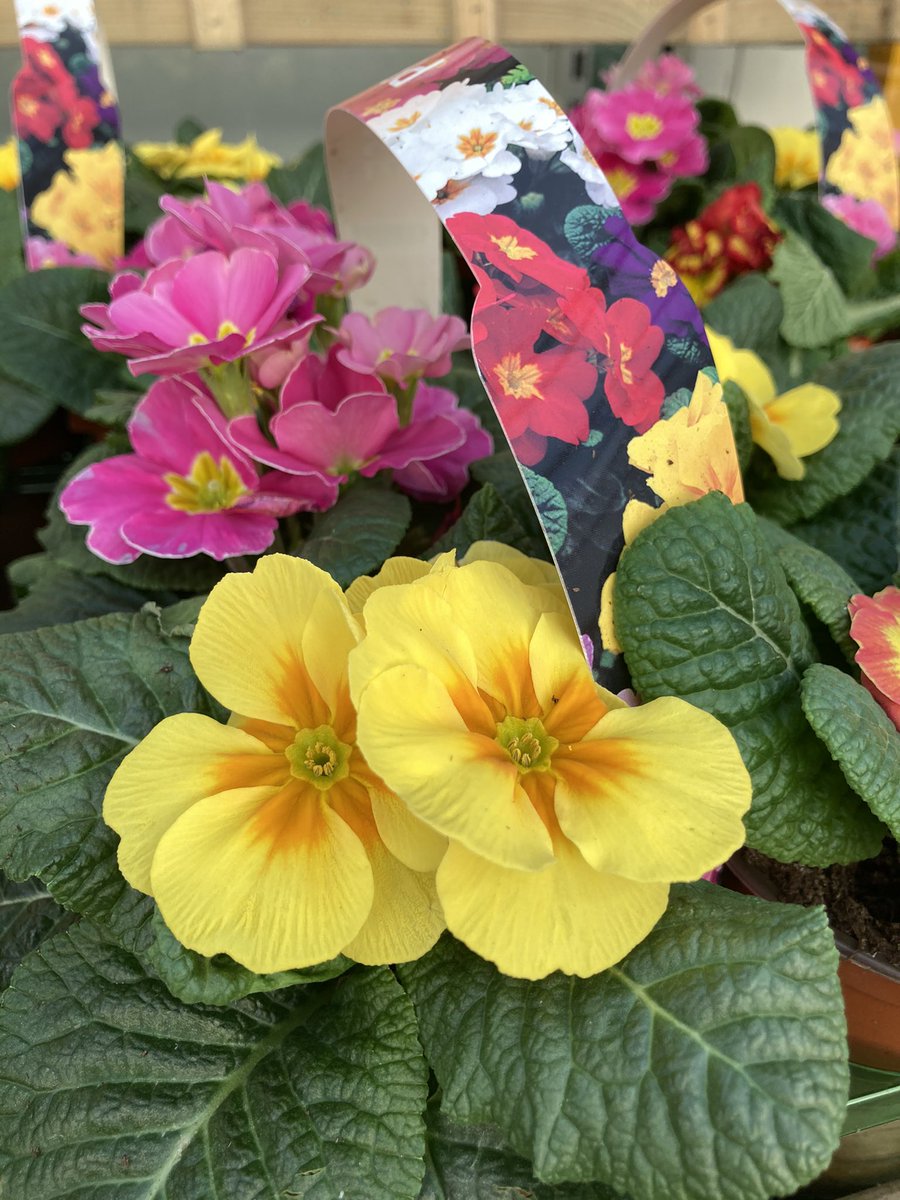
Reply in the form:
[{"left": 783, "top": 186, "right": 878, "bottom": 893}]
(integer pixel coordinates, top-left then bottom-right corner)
[
  {"left": 633, "top": 54, "right": 703, "bottom": 100},
  {"left": 337, "top": 307, "right": 469, "bottom": 387},
  {"left": 59, "top": 378, "right": 308, "bottom": 563},
  {"left": 229, "top": 350, "right": 477, "bottom": 502},
  {"left": 80, "top": 246, "right": 317, "bottom": 376},
  {"left": 391, "top": 383, "right": 493, "bottom": 501},
  {"left": 587, "top": 84, "right": 701, "bottom": 165}
]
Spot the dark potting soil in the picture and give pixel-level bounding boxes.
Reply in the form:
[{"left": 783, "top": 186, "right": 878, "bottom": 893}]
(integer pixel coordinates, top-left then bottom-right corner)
[{"left": 745, "top": 840, "right": 900, "bottom": 969}]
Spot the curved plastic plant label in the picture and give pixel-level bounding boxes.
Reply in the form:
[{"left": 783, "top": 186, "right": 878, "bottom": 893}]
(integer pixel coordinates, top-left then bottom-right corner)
[
  {"left": 782, "top": 0, "right": 899, "bottom": 227},
  {"left": 326, "top": 42, "right": 744, "bottom": 689},
  {"left": 9, "top": 0, "right": 124, "bottom": 270}
]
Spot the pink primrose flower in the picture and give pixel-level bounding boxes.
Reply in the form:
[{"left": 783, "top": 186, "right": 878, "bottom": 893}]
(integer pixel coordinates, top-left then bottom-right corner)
[
  {"left": 822, "top": 194, "right": 897, "bottom": 262},
  {"left": 337, "top": 307, "right": 469, "bottom": 387},
  {"left": 633, "top": 54, "right": 703, "bottom": 100},
  {"left": 587, "top": 84, "right": 701, "bottom": 165},
  {"left": 80, "top": 246, "right": 316, "bottom": 376},
  {"left": 592, "top": 151, "right": 672, "bottom": 224},
  {"left": 58, "top": 378, "right": 314, "bottom": 563},
  {"left": 392, "top": 383, "right": 493, "bottom": 501}
]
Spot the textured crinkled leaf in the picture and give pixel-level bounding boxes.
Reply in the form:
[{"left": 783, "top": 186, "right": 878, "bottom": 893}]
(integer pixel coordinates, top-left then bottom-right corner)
[
  {"left": 0, "top": 371, "right": 56, "bottom": 446},
  {"left": 0, "top": 874, "right": 71, "bottom": 991},
  {"left": 615, "top": 493, "right": 884, "bottom": 864},
  {"left": 301, "top": 482, "right": 411, "bottom": 587},
  {"left": 770, "top": 232, "right": 849, "bottom": 349},
  {"left": 722, "top": 379, "right": 753, "bottom": 473},
  {"left": 801, "top": 664, "right": 900, "bottom": 839},
  {"left": 757, "top": 519, "right": 859, "bottom": 661},
  {"left": 748, "top": 345, "right": 900, "bottom": 525},
  {"left": 401, "top": 885, "right": 848, "bottom": 1200},
  {"left": 0, "top": 564, "right": 164, "bottom": 634},
  {"left": 143, "top": 908, "right": 351, "bottom": 1006},
  {"left": 774, "top": 194, "right": 876, "bottom": 299},
  {"left": 788, "top": 450, "right": 899, "bottom": 594},
  {"left": 420, "top": 1098, "right": 622, "bottom": 1200},
  {"left": 471, "top": 454, "right": 546, "bottom": 550},
  {"left": 0, "top": 610, "right": 223, "bottom": 920},
  {"left": 704, "top": 275, "right": 783, "bottom": 353},
  {"left": 431, "top": 483, "right": 537, "bottom": 558},
  {"left": 0, "top": 923, "right": 427, "bottom": 1199},
  {"left": 0, "top": 268, "right": 122, "bottom": 413}
]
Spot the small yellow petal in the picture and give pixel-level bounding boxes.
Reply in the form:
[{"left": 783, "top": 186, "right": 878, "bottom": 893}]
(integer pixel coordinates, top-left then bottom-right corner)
[
  {"left": 553, "top": 697, "right": 751, "bottom": 882},
  {"left": 598, "top": 572, "right": 622, "bottom": 654},
  {"left": 437, "top": 836, "right": 669, "bottom": 979},
  {"left": 706, "top": 329, "right": 776, "bottom": 407},
  {"left": 344, "top": 556, "right": 436, "bottom": 615},
  {"left": 151, "top": 784, "right": 373, "bottom": 973},
  {"left": 748, "top": 395, "right": 806, "bottom": 479},
  {"left": 528, "top": 611, "right": 616, "bottom": 742},
  {"left": 104, "top": 713, "right": 285, "bottom": 893},
  {"left": 763, "top": 383, "right": 841, "bottom": 458},
  {"left": 461, "top": 541, "right": 564, "bottom": 595},
  {"left": 370, "top": 788, "right": 448, "bottom": 872}
]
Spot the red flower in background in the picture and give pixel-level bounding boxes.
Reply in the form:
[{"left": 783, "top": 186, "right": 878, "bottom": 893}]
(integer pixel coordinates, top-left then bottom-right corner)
[
  {"left": 473, "top": 300, "right": 597, "bottom": 466},
  {"left": 558, "top": 289, "right": 665, "bottom": 432},
  {"left": 666, "top": 182, "right": 781, "bottom": 306}
]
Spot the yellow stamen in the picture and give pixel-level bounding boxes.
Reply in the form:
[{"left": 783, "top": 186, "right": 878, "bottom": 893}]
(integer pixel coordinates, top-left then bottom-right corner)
[{"left": 164, "top": 451, "right": 247, "bottom": 514}]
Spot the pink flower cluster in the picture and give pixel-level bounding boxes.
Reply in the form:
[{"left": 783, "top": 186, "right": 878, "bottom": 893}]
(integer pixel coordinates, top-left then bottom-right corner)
[
  {"left": 62, "top": 182, "right": 490, "bottom": 563},
  {"left": 569, "top": 54, "right": 708, "bottom": 225}
]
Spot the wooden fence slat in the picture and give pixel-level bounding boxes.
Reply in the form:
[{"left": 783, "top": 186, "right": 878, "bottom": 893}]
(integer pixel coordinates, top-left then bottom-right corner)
[
  {"left": 0, "top": 0, "right": 892, "bottom": 46},
  {"left": 188, "top": 0, "right": 245, "bottom": 48}
]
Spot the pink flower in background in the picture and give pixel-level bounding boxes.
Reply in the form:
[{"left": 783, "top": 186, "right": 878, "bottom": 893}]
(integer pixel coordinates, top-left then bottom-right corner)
[
  {"left": 822, "top": 194, "right": 897, "bottom": 262},
  {"left": 81, "top": 247, "right": 316, "bottom": 376},
  {"left": 59, "top": 378, "right": 310, "bottom": 563},
  {"left": 632, "top": 54, "right": 703, "bottom": 100},
  {"left": 392, "top": 383, "right": 493, "bottom": 501},
  {"left": 337, "top": 307, "right": 469, "bottom": 387},
  {"left": 584, "top": 85, "right": 700, "bottom": 165},
  {"left": 592, "top": 152, "right": 671, "bottom": 225}
]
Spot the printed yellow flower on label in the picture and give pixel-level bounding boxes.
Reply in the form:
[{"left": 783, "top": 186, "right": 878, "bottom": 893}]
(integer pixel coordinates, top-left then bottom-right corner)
[
  {"left": 350, "top": 557, "right": 751, "bottom": 980},
  {"left": 706, "top": 328, "right": 841, "bottom": 480},
  {"left": 104, "top": 555, "right": 444, "bottom": 973}
]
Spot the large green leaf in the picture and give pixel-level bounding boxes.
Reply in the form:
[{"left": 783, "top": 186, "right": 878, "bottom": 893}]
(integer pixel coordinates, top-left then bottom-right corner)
[
  {"left": 0, "top": 268, "right": 122, "bottom": 413},
  {"left": 0, "top": 188, "right": 24, "bottom": 288},
  {"left": 401, "top": 885, "right": 849, "bottom": 1200},
  {"left": 787, "top": 450, "right": 899, "bottom": 594},
  {"left": 0, "top": 923, "right": 427, "bottom": 1198},
  {"left": 0, "top": 371, "right": 56, "bottom": 446},
  {"left": 769, "top": 232, "right": 850, "bottom": 349},
  {"left": 431, "top": 483, "right": 538, "bottom": 558},
  {"left": 801, "top": 664, "right": 900, "bottom": 840},
  {"left": 757, "top": 519, "right": 859, "bottom": 662},
  {"left": 0, "top": 563, "right": 164, "bottom": 634},
  {"left": 0, "top": 609, "right": 223, "bottom": 920},
  {"left": 266, "top": 142, "right": 332, "bottom": 211},
  {"left": 747, "top": 344, "right": 900, "bottom": 529},
  {"left": 773, "top": 194, "right": 876, "bottom": 299},
  {"left": 614, "top": 493, "right": 884, "bottom": 864},
  {"left": 420, "top": 1098, "right": 621, "bottom": 1200},
  {"left": 301, "top": 482, "right": 411, "bottom": 587},
  {"left": 704, "top": 275, "right": 783, "bottom": 353},
  {"left": 0, "top": 874, "right": 70, "bottom": 991}
]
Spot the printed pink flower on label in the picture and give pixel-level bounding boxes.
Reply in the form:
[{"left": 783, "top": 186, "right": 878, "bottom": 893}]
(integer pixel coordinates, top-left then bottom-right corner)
[
  {"left": 59, "top": 378, "right": 313, "bottom": 562},
  {"left": 822, "top": 194, "right": 897, "bottom": 262},
  {"left": 849, "top": 587, "right": 900, "bottom": 730},
  {"left": 337, "top": 307, "right": 469, "bottom": 387},
  {"left": 81, "top": 247, "right": 316, "bottom": 376}
]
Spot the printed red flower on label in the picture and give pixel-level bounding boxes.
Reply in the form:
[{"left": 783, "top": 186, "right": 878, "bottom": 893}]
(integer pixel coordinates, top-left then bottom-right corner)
[{"left": 448, "top": 212, "right": 589, "bottom": 295}]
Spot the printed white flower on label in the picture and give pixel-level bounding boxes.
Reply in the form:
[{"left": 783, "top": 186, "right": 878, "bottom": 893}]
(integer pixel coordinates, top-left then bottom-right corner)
[
  {"left": 560, "top": 133, "right": 620, "bottom": 208},
  {"left": 16, "top": 0, "right": 97, "bottom": 35},
  {"left": 491, "top": 80, "right": 572, "bottom": 159},
  {"left": 367, "top": 90, "right": 443, "bottom": 140},
  {"left": 433, "top": 173, "right": 517, "bottom": 218}
]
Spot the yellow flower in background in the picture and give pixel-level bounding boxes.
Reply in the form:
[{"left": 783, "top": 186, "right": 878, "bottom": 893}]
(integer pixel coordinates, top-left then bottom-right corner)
[
  {"left": 104, "top": 555, "right": 444, "bottom": 974},
  {"left": 351, "top": 557, "right": 751, "bottom": 980},
  {"left": 706, "top": 328, "right": 841, "bottom": 480},
  {"left": 0, "top": 136, "right": 20, "bottom": 191},
  {"left": 599, "top": 371, "right": 744, "bottom": 654},
  {"left": 826, "top": 98, "right": 899, "bottom": 228},
  {"left": 770, "top": 126, "right": 821, "bottom": 190},
  {"left": 31, "top": 142, "right": 123, "bottom": 268},
  {"left": 134, "top": 128, "right": 282, "bottom": 181}
]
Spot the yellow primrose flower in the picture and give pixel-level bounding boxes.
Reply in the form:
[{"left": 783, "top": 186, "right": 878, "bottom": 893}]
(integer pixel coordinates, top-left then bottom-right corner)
[
  {"left": 133, "top": 128, "right": 281, "bottom": 181},
  {"left": 31, "top": 142, "right": 124, "bottom": 268},
  {"left": 104, "top": 555, "right": 444, "bottom": 973},
  {"left": 770, "top": 127, "right": 821, "bottom": 190},
  {"left": 0, "top": 136, "right": 20, "bottom": 191},
  {"left": 706, "top": 328, "right": 841, "bottom": 480},
  {"left": 825, "top": 98, "right": 899, "bottom": 227},
  {"left": 599, "top": 371, "right": 744, "bottom": 654},
  {"left": 350, "top": 558, "right": 751, "bottom": 980}
]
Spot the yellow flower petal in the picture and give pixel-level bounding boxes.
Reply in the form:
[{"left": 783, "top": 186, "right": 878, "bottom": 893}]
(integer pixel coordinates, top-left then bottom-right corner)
[
  {"left": 341, "top": 832, "right": 445, "bottom": 965},
  {"left": 104, "top": 712, "right": 285, "bottom": 893},
  {"left": 345, "top": 556, "right": 437, "bottom": 615},
  {"left": 190, "top": 554, "right": 350, "bottom": 727},
  {"left": 553, "top": 696, "right": 750, "bottom": 882},
  {"left": 763, "top": 383, "right": 841, "bottom": 458},
  {"left": 437, "top": 835, "right": 669, "bottom": 979},
  {"left": 370, "top": 788, "right": 448, "bottom": 872},
  {"left": 356, "top": 663, "right": 554, "bottom": 871},
  {"left": 706, "top": 329, "right": 777, "bottom": 407},
  {"left": 461, "top": 541, "right": 564, "bottom": 594},
  {"left": 598, "top": 572, "right": 622, "bottom": 654},
  {"left": 151, "top": 784, "right": 373, "bottom": 972},
  {"left": 747, "top": 394, "right": 805, "bottom": 479},
  {"left": 528, "top": 611, "right": 618, "bottom": 742}
]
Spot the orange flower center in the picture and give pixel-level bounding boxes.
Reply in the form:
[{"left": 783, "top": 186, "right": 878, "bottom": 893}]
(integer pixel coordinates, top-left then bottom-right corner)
[{"left": 457, "top": 128, "right": 497, "bottom": 159}]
